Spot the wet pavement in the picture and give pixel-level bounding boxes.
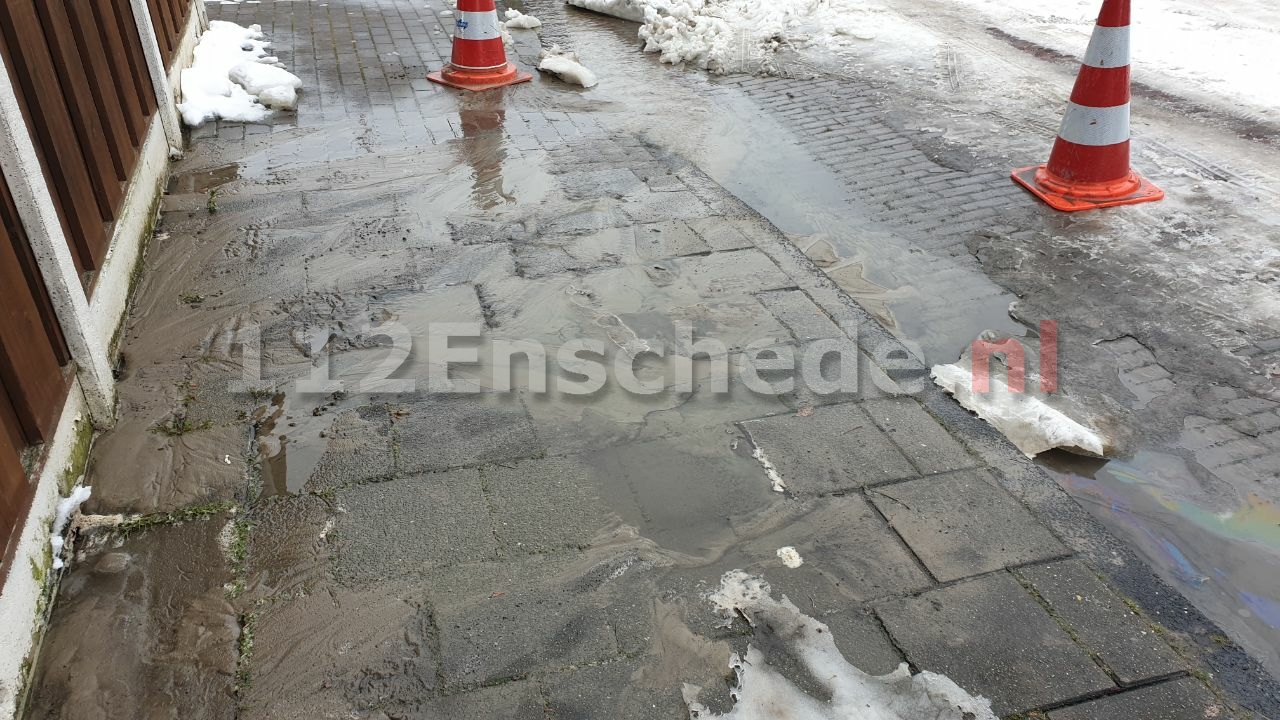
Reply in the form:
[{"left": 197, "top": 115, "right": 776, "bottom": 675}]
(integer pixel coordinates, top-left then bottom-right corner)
[{"left": 20, "top": 0, "right": 1280, "bottom": 718}]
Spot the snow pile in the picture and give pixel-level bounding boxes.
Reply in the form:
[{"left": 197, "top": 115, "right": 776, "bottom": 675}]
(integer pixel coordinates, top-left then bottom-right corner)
[
  {"left": 49, "top": 486, "right": 92, "bottom": 570},
  {"left": 567, "top": 0, "right": 899, "bottom": 74},
  {"left": 932, "top": 361, "right": 1106, "bottom": 458},
  {"left": 178, "top": 20, "right": 303, "bottom": 127},
  {"left": 538, "top": 45, "right": 599, "bottom": 88},
  {"left": 504, "top": 8, "right": 543, "bottom": 29},
  {"left": 686, "top": 571, "right": 998, "bottom": 719},
  {"left": 567, "top": 0, "right": 648, "bottom": 23}
]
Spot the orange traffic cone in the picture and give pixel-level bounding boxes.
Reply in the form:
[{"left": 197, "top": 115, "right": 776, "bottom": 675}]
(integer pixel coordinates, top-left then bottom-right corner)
[
  {"left": 1012, "top": 0, "right": 1162, "bottom": 212},
  {"left": 429, "top": 0, "right": 532, "bottom": 92}
]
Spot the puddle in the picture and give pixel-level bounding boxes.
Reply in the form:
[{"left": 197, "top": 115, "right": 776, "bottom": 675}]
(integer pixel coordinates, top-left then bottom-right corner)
[
  {"left": 166, "top": 163, "right": 241, "bottom": 194},
  {"left": 691, "top": 89, "right": 1024, "bottom": 366},
  {"left": 1040, "top": 449, "right": 1280, "bottom": 672}
]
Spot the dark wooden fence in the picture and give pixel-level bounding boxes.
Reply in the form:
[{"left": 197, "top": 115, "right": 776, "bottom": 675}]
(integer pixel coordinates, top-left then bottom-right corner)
[
  {"left": 0, "top": 173, "right": 73, "bottom": 586},
  {"left": 0, "top": 0, "right": 158, "bottom": 281},
  {"left": 148, "top": 0, "right": 194, "bottom": 65},
  {"left": 0, "top": 0, "right": 195, "bottom": 587}
]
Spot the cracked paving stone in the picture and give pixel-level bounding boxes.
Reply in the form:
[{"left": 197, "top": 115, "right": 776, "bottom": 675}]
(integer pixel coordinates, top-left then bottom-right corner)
[
  {"left": 426, "top": 554, "right": 630, "bottom": 690},
  {"left": 481, "top": 456, "right": 616, "bottom": 554},
  {"left": 1047, "top": 676, "right": 1226, "bottom": 720},
  {"left": 862, "top": 398, "right": 977, "bottom": 475},
  {"left": 740, "top": 402, "right": 916, "bottom": 494},
  {"left": 686, "top": 217, "right": 757, "bottom": 252},
  {"left": 302, "top": 406, "right": 395, "bottom": 493},
  {"left": 756, "top": 289, "right": 844, "bottom": 342},
  {"left": 391, "top": 393, "right": 541, "bottom": 475},
  {"left": 738, "top": 494, "right": 932, "bottom": 602},
  {"left": 581, "top": 425, "right": 777, "bottom": 556},
  {"left": 876, "top": 572, "right": 1114, "bottom": 716},
  {"left": 869, "top": 469, "right": 1069, "bottom": 582},
  {"left": 335, "top": 469, "right": 500, "bottom": 582},
  {"left": 1017, "top": 559, "right": 1186, "bottom": 685},
  {"left": 681, "top": 248, "right": 794, "bottom": 297}
]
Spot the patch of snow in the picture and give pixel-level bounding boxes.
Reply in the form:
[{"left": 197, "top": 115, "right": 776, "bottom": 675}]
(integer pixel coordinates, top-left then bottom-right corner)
[
  {"left": 565, "top": 0, "right": 929, "bottom": 75},
  {"left": 538, "top": 45, "right": 598, "bottom": 88},
  {"left": 931, "top": 361, "right": 1106, "bottom": 458},
  {"left": 178, "top": 20, "right": 303, "bottom": 127},
  {"left": 776, "top": 546, "right": 804, "bottom": 568},
  {"left": 49, "top": 486, "right": 92, "bottom": 570},
  {"left": 944, "top": 0, "right": 1280, "bottom": 121},
  {"left": 689, "top": 570, "right": 998, "bottom": 720},
  {"left": 566, "top": 0, "right": 648, "bottom": 23},
  {"left": 504, "top": 8, "right": 543, "bottom": 29},
  {"left": 258, "top": 84, "right": 299, "bottom": 110},
  {"left": 749, "top": 446, "right": 785, "bottom": 493},
  {"left": 228, "top": 61, "right": 302, "bottom": 96}
]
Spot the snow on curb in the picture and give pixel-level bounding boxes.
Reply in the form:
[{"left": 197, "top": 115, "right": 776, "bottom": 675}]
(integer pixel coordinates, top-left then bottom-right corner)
[
  {"left": 504, "top": 8, "right": 543, "bottom": 29},
  {"left": 686, "top": 570, "right": 998, "bottom": 719},
  {"left": 49, "top": 486, "right": 91, "bottom": 570},
  {"left": 931, "top": 361, "right": 1106, "bottom": 458},
  {"left": 178, "top": 20, "right": 303, "bottom": 127},
  {"left": 538, "top": 45, "right": 598, "bottom": 88}
]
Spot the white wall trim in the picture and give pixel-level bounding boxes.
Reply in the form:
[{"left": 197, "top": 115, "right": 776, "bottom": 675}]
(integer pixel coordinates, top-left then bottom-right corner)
[
  {"left": 128, "top": 0, "right": 184, "bottom": 155},
  {"left": 0, "top": 386, "right": 90, "bottom": 720},
  {"left": 0, "top": 56, "right": 116, "bottom": 426}
]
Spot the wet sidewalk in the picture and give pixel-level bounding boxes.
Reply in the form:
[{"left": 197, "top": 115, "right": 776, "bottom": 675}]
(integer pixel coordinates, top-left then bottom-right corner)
[{"left": 19, "top": 0, "right": 1272, "bottom": 718}]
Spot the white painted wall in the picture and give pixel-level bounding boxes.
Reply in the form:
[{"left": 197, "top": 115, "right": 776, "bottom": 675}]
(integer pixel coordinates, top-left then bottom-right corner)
[{"left": 0, "top": 387, "right": 89, "bottom": 720}]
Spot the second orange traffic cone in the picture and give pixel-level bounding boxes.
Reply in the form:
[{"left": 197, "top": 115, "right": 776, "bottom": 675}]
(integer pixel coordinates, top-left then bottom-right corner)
[
  {"left": 1012, "top": 0, "right": 1162, "bottom": 212},
  {"left": 429, "top": 0, "right": 532, "bottom": 92}
]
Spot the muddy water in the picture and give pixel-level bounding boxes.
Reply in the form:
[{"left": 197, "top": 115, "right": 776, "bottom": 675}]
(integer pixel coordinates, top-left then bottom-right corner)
[
  {"left": 1041, "top": 451, "right": 1280, "bottom": 672},
  {"left": 529, "top": 0, "right": 1280, "bottom": 678}
]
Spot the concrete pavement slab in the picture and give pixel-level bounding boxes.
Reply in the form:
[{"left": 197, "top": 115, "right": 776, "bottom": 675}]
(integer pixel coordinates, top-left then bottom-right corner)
[
  {"left": 1047, "top": 677, "right": 1226, "bottom": 720},
  {"left": 1018, "top": 559, "right": 1187, "bottom": 685},
  {"left": 391, "top": 393, "right": 541, "bottom": 475},
  {"left": 876, "top": 572, "right": 1115, "bottom": 715},
  {"left": 335, "top": 469, "right": 499, "bottom": 582},
  {"left": 740, "top": 402, "right": 917, "bottom": 494},
  {"left": 869, "top": 469, "right": 1069, "bottom": 582},
  {"left": 863, "top": 398, "right": 978, "bottom": 476}
]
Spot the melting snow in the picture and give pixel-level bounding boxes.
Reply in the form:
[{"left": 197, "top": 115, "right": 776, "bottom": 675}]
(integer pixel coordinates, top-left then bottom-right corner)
[
  {"left": 49, "top": 486, "right": 92, "bottom": 570},
  {"left": 538, "top": 45, "right": 599, "bottom": 88},
  {"left": 504, "top": 8, "right": 543, "bottom": 29},
  {"left": 178, "top": 20, "right": 303, "bottom": 127},
  {"left": 749, "top": 446, "right": 785, "bottom": 493},
  {"left": 931, "top": 362, "right": 1106, "bottom": 458},
  {"left": 565, "top": 0, "right": 908, "bottom": 74},
  {"left": 688, "top": 570, "right": 998, "bottom": 720},
  {"left": 776, "top": 546, "right": 804, "bottom": 568}
]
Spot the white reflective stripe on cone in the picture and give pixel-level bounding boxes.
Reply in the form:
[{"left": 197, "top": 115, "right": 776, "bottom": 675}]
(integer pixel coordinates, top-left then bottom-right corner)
[
  {"left": 1057, "top": 102, "right": 1131, "bottom": 146},
  {"left": 450, "top": 61, "right": 509, "bottom": 71},
  {"left": 1082, "top": 25, "right": 1131, "bottom": 69},
  {"left": 454, "top": 11, "right": 502, "bottom": 41}
]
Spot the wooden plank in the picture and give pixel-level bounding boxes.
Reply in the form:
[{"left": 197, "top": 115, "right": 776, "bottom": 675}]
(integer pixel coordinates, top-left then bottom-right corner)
[
  {"left": 0, "top": 401, "right": 35, "bottom": 597},
  {"left": 0, "top": 208, "right": 71, "bottom": 444},
  {"left": 67, "top": 0, "right": 140, "bottom": 182},
  {"left": 91, "top": 0, "right": 148, "bottom": 144},
  {"left": 108, "top": 0, "right": 157, "bottom": 120},
  {"left": 0, "top": 177, "right": 71, "bottom": 367},
  {"left": 0, "top": 2, "right": 108, "bottom": 273},
  {"left": 34, "top": 0, "right": 125, "bottom": 217},
  {"left": 148, "top": 0, "right": 174, "bottom": 59}
]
